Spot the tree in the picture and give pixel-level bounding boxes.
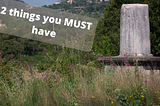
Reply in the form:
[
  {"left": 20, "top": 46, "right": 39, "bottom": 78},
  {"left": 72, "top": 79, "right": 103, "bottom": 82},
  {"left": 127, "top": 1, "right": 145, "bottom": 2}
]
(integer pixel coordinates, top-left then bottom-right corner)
[
  {"left": 148, "top": 0, "right": 160, "bottom": 56},
  {"left": 92, "top": 0, "right": 121, "bottom": 56},
  {"left": 0, "top": 39, "right": 24, "bottom": 58}
]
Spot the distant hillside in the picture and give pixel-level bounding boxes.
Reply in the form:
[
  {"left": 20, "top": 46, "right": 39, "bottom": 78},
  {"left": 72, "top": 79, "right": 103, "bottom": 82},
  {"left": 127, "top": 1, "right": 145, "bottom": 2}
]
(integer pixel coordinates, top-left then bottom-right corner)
[{"left": 44, "top": 0, "right": 110, "bottom": 19}]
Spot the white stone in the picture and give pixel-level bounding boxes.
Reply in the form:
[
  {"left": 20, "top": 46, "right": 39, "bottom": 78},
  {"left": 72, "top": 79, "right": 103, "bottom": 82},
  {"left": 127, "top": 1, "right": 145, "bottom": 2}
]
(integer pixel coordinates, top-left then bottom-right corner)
[{"left": 120, "top": 4, "right": 152, "bottom": 56}]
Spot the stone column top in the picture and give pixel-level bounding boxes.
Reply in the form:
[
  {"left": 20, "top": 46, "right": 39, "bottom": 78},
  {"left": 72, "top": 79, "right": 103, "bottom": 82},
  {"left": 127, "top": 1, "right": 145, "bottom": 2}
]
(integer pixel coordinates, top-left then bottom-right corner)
[
  {"left": 122, "top": 4, "right": 148, "bottom": 5},
  {"left": 122, "top": 4, "right": 148, "bottom": 10}
]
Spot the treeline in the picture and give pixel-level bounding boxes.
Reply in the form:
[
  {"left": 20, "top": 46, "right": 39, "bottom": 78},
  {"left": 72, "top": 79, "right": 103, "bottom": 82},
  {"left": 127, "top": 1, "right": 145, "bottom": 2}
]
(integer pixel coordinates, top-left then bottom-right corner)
[{"left": 0, "top": 33, "right": 43, "bottom": 58}]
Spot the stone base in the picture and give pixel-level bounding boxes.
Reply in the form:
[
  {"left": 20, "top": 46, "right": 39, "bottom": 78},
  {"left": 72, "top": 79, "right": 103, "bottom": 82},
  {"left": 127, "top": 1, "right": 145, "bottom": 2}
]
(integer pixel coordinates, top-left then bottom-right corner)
[
  {"left": 99, "top": 56, "right": 160, "bottom": 76},
  {"left": 99, "top": 56, "right": 160, "bottom": 62}
]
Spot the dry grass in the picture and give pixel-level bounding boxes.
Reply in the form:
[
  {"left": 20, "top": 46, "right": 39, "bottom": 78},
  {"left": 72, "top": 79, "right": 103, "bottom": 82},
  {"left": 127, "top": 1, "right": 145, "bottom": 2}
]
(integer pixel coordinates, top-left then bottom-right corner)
[{"left": 1, "top": 63, "right": 160, "bottom": 106}]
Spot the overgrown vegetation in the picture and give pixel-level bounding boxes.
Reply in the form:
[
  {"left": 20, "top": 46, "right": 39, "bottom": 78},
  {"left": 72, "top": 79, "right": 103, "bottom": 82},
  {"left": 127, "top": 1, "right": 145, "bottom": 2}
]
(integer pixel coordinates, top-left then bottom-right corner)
[
  {"left": 0, "top": 51, "right": 160, "bottom": 106},
  {"left": 0, "top": 0, "right": 160, "bottom": 105}
]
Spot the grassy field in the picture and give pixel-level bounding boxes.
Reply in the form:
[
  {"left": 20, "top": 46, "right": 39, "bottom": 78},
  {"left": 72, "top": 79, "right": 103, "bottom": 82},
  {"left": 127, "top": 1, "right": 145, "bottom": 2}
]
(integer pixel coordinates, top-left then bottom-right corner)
[{"left": 0, "top": 50, "right": 160, "bottom": 106}]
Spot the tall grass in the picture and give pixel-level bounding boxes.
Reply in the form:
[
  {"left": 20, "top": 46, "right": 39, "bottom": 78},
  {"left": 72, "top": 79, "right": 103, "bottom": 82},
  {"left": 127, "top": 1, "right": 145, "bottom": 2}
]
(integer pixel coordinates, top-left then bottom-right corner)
[{"left": 0, "top": 49, "right": 160, "bottom": 106}]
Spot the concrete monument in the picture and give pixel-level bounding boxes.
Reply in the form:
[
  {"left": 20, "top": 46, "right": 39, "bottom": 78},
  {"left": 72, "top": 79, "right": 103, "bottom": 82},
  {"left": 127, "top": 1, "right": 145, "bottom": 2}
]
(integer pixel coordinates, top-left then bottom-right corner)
[
  {"left": 120, "top": 4, "right": 152, "bottom": 56},
  {"left": 98, "top": 4, "right": 160, "bottom": 74}
]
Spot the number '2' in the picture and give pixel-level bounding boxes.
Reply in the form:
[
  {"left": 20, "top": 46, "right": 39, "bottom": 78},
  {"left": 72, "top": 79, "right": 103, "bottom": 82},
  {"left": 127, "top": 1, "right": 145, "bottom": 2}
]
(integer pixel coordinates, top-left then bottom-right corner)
[{"left": 0, "top": 7, "right": 7, "bottom": 15}]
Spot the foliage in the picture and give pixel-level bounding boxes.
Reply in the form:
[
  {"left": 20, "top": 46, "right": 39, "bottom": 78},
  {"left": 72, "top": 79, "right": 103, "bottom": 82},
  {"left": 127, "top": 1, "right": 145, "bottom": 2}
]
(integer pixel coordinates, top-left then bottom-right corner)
[
  {"left": 116, "top": 85, "right": 148, "bottom": 106},
  {"left": 116, "top": 89, "right": 130, "bottom": 106},
  {"left": 0, "top": 33, "right": 44, "bottom": 58},
  {"left": 92, "top": 0, "right": 120, "bottom": 56},
  {"left": 0, "top": 54, "right": 160, "bottom": 105},
  {"left": 0, "top": 55, "right": 24, "bottom": 89},
  {"left": 0, "top": 39, "right": 24, "bottom": 58},
  {"left": 148, "top": 0, "right": 160, "bottom": 56}
]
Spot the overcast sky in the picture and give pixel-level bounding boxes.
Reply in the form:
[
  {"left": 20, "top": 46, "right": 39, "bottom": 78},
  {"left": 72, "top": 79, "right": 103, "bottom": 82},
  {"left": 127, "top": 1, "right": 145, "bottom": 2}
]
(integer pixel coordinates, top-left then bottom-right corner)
[{"left": 22, "top": 0, "right": 57, "bottom": 6}]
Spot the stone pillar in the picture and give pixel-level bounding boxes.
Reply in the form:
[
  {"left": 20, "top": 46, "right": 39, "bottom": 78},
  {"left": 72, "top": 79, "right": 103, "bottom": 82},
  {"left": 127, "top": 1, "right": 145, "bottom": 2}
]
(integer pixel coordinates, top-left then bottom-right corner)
[{"left": 120, "top": 4, "right": 152, "bottom": 56}]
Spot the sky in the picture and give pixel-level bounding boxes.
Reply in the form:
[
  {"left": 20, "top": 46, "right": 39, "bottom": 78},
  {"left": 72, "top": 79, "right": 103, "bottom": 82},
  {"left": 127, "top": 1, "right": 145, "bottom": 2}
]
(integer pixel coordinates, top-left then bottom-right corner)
[{"left": 22, "top": 0, "right": 57, "bottom": 6}]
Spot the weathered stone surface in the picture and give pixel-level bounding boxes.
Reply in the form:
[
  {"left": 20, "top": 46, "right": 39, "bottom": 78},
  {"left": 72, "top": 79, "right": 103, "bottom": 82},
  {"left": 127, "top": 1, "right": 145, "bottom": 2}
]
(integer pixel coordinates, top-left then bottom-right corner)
[{"left": 120, "top": 4, "right": 152, "bottom": 56}]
